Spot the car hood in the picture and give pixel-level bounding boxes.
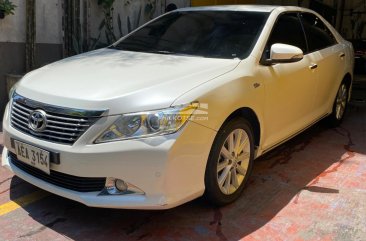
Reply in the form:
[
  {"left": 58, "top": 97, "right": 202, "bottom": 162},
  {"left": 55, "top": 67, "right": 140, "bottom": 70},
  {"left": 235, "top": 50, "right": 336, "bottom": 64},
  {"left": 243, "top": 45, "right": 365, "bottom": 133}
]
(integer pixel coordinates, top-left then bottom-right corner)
[{"left": 16, "top": 48, "right": 240, "bottom": 115}]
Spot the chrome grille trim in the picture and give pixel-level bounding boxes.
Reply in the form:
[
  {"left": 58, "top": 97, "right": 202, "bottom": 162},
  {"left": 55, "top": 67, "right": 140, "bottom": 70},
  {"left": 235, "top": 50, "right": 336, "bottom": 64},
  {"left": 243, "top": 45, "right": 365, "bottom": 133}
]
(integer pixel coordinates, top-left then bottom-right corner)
[
  {"left": 46, "top": 119, "right": 90, "bottom": 127},
  {"left": 10, "top": 93, "right": 106, "bottom": 145}
]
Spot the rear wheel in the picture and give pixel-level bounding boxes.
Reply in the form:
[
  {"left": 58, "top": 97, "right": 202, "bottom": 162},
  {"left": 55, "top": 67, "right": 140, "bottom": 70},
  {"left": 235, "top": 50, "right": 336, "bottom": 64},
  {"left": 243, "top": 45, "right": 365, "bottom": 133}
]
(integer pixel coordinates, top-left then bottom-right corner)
[
  {"left": 328, "top": 81, "right": 349, "bottom": 127},
  {"left": 204, "top": 118, "right": 254, "bottom": 206}
]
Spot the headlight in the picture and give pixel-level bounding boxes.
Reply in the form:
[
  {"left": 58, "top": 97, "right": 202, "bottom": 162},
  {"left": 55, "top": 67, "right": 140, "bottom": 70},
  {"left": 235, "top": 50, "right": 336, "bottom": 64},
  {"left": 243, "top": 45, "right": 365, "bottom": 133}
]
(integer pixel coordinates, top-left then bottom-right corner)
[
  {"left": 9, "top": 82, "right": 19, "bottom": 99},
  {"left": 95, "top": 103, "right": 198, "bottom": 143}
]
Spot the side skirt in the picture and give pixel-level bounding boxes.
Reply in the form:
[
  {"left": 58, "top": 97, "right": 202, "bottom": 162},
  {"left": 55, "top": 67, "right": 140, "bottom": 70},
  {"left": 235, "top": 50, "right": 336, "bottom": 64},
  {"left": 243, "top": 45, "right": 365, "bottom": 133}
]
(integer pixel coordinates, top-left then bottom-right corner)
[{"left": 256, "top": 113, "right": 330, "bottom": 158}]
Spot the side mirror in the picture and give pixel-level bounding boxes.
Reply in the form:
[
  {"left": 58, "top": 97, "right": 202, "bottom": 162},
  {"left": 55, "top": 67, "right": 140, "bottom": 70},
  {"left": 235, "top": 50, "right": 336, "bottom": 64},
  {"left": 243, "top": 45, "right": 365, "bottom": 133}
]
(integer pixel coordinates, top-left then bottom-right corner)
[{"left": 262, "top": 43, "right": 304, "bottom": 65}]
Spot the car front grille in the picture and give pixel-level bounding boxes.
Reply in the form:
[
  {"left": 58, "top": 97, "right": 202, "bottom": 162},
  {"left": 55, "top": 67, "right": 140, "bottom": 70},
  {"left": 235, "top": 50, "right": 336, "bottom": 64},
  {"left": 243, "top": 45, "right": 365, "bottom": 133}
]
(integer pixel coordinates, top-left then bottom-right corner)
[
  {"left": 10, "top": 93, "right": 105, "bottom": 145},
  {"left": 9, "top": 152, "right": 106, "bottom": 192}
]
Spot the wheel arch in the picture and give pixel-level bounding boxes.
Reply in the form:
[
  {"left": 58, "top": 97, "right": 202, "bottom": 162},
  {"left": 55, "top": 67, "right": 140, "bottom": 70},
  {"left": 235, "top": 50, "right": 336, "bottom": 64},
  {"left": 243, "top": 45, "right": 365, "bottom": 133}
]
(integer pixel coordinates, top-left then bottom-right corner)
[
  {"left": 221, "top": 107, "right": 261, "bottom": 147},
  {"left": 343, "top": 73, "right": 352, "bottom": 88},
  {"left": 343, "top": 73, "right": 353, "bottom": 102}
]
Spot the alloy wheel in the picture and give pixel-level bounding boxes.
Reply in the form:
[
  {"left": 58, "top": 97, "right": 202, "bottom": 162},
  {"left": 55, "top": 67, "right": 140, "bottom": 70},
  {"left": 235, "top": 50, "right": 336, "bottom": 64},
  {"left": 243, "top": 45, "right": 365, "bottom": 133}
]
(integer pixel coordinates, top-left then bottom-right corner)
[
  {"left": 335, "top": 84, "right": 347, "bottom": 120},
  {"left": 217, "top": 129, "right": 250, "bottom": 195}
]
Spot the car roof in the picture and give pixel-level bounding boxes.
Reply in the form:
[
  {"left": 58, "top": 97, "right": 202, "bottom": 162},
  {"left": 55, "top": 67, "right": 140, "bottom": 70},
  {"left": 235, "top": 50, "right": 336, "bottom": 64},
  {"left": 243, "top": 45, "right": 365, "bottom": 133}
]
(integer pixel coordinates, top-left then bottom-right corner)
[{"left": 177, "top": 5, "right": 309, "bottom": 13}]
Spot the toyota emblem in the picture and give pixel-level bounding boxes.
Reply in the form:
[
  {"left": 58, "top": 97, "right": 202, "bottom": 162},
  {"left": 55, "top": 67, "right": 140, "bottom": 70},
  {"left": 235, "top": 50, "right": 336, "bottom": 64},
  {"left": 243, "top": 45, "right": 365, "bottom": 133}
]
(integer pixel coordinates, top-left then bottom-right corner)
[{"left": 28, "top": 110, "right": 47, "bottom": 132}]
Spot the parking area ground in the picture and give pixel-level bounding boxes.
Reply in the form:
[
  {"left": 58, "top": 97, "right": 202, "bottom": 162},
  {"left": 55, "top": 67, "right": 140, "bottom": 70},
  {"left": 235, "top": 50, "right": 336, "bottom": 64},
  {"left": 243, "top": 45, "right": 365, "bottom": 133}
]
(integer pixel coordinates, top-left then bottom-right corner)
[{"left": 1, "top": 103, "right": 366, "bottom": 241}]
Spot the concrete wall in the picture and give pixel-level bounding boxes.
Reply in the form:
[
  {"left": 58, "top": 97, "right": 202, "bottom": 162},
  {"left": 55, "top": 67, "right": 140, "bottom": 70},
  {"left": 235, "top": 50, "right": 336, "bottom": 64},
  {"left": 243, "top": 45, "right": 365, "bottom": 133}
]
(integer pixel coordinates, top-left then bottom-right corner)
[
  {"left": 0, "top": 0, "right": 192, "bottom": 123},
  {"left": 0, "top": 0, "right": 26, "bottom": 124},
  {"left": 0, "top": 0, "right": 63, "bottom": 123},
  {"left": 36, "top": 0, "right": 63, "bottom": 45}
]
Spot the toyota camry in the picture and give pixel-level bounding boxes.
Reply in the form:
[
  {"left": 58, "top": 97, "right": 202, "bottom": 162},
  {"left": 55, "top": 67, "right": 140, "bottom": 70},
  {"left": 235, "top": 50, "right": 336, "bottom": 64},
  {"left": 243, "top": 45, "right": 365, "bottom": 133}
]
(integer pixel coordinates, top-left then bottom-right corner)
[{"left": 2, "top": 5, "right": 353, "bottom": 209}]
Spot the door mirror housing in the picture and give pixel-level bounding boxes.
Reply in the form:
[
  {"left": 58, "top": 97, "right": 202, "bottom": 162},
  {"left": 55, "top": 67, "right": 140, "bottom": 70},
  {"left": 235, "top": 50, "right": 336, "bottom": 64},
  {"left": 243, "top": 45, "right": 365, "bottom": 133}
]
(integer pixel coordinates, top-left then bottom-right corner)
[{"left": 262, "top": 43, "right": 304, "bottom": 65}]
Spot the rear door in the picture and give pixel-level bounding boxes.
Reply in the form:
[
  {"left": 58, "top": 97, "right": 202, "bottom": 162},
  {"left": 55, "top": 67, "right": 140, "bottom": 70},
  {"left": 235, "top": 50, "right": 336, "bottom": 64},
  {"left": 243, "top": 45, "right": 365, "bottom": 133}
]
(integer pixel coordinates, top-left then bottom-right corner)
[{"left": 299, "top": 12, "right": 345, "bottom": 117}]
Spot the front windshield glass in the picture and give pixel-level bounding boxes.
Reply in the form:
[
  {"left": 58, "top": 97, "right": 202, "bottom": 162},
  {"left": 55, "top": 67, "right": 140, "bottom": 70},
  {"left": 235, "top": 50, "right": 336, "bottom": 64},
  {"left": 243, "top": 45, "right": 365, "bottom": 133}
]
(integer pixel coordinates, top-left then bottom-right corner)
[{"left": 112, "top": 11, "right": 269, "bottom": 59}]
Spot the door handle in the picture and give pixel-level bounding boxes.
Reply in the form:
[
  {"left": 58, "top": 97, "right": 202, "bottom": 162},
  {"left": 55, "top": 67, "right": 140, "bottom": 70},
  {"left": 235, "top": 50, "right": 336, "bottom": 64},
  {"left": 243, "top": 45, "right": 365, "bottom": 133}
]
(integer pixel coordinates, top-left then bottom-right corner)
[
  {"left": 309, "top": 64, "right": 318, "bottom": 70},
  {"left": 339, "top": 52, "right": 345, "bottom": 58}
]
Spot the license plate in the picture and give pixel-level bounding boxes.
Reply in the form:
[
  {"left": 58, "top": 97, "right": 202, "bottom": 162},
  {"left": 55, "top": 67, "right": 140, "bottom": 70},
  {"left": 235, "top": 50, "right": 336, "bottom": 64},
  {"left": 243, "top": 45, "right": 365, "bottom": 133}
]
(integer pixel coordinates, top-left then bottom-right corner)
[{"left": 14, "top": 140, "right": 50, "bottom": 175}]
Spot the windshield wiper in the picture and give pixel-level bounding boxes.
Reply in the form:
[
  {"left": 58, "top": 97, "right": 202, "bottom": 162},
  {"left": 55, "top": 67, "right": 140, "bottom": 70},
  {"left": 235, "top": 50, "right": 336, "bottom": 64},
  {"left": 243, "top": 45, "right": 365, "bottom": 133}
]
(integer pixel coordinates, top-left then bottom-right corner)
[
  {"left": 145, "top": 50, "right": 177, "bottom": 55},
  {"left": 145, "top": 50, "right": 198, "bottom": 57},
  {"left": 109, "top": 46, "right": 196, "bottom": 57}
]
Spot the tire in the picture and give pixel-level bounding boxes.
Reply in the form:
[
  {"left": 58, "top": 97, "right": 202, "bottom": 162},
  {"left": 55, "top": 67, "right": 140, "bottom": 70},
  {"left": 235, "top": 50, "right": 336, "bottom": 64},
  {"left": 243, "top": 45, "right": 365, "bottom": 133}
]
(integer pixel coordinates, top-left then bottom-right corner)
[
  {"left": 327, "top": 81, "right": 349, "bottom": 127},
  {"left": 204, "top": 117, "right": 254, "bottom": 206}
]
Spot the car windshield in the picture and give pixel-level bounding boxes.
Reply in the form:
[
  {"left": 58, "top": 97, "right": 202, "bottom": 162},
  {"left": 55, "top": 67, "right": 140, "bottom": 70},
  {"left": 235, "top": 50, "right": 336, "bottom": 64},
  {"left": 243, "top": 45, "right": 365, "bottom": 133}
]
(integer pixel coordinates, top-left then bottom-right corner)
[{"left": 112, "top": 10, "right": 269, "bottom": 59}]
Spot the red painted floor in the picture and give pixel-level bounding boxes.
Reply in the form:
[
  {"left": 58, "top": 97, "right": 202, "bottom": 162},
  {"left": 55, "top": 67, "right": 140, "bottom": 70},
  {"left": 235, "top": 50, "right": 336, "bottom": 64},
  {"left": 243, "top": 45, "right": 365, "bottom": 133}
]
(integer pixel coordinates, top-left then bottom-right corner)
[{"left": 0, "top": 105, "right": 365, "bottom": 241}]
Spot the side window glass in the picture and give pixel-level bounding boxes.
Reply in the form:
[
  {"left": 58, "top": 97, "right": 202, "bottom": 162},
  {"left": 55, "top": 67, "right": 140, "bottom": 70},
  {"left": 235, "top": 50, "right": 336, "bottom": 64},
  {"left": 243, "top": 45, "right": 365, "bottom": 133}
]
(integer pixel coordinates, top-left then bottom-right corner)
[
  {"left": 265, "top": 13, "right": 307, "bottom": 59},
  {"left": 300, "top": 13, "right": 337, "bottom": 52}
]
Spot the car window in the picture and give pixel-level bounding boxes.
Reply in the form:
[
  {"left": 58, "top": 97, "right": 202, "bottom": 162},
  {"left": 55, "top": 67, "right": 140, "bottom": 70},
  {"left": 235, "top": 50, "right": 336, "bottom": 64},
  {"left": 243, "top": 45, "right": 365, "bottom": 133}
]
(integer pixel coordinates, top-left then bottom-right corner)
[
  {"left": 300, "top": 12, "right": 337, "bottom": 52},
  {"left": 264, "top": 12, "right": 307, "bottom": 59},
  {"left": 112, "top": 11, "right": 269, "bottom": 59}
]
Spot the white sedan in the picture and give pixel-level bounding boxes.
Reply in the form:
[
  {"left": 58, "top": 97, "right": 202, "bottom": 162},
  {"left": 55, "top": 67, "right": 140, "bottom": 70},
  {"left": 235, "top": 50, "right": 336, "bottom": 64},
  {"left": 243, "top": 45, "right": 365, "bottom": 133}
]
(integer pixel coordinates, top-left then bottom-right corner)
[{"left": 2, "top": 5, "right": 353, "bottom": 209}]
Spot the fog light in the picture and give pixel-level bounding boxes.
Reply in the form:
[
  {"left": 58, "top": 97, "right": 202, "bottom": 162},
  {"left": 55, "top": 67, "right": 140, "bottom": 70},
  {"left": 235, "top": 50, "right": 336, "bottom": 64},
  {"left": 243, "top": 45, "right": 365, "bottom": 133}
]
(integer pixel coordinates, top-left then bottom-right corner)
[
  {"left": 105, "top": 177, "right": 119, "bottom": 195},
  {"left": 100, "top": 177, "right": 145, "bottom": 196},
  {"left": 115, "top": 179, "right": 128, "bottom": 192}
]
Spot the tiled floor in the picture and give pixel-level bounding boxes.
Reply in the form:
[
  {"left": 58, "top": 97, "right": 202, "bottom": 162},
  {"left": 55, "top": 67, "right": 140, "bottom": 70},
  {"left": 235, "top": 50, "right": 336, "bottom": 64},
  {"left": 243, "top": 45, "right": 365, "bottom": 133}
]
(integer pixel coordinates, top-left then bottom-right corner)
[{"left": 0, "top": 105, "right": 365, "bottom": 241}]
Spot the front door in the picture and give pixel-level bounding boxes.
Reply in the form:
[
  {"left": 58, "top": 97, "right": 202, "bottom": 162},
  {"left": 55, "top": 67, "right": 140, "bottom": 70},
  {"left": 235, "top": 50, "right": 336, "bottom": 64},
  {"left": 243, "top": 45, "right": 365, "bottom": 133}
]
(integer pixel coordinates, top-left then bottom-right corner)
[{"left": 258, "top": 13, "right": 318, "bottom": 150}]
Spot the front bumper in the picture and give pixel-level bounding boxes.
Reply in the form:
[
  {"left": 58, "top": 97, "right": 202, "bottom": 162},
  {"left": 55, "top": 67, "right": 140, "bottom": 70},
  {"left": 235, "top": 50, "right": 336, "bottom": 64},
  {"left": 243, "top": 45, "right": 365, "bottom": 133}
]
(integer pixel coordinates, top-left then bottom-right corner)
[{"left": 2, "top": 104, "right": 216, "bottom": 209}]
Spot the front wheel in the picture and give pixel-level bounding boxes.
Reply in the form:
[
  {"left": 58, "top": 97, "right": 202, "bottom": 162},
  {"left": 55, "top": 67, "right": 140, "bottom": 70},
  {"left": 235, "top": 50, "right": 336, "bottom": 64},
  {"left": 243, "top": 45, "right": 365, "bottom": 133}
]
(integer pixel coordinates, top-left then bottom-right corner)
[
  {"left": 204, "top": 118, "right": 254, "bottom": 206},
  {"left": 327, "top": 81, "right": 349, "bottom": 127}
]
